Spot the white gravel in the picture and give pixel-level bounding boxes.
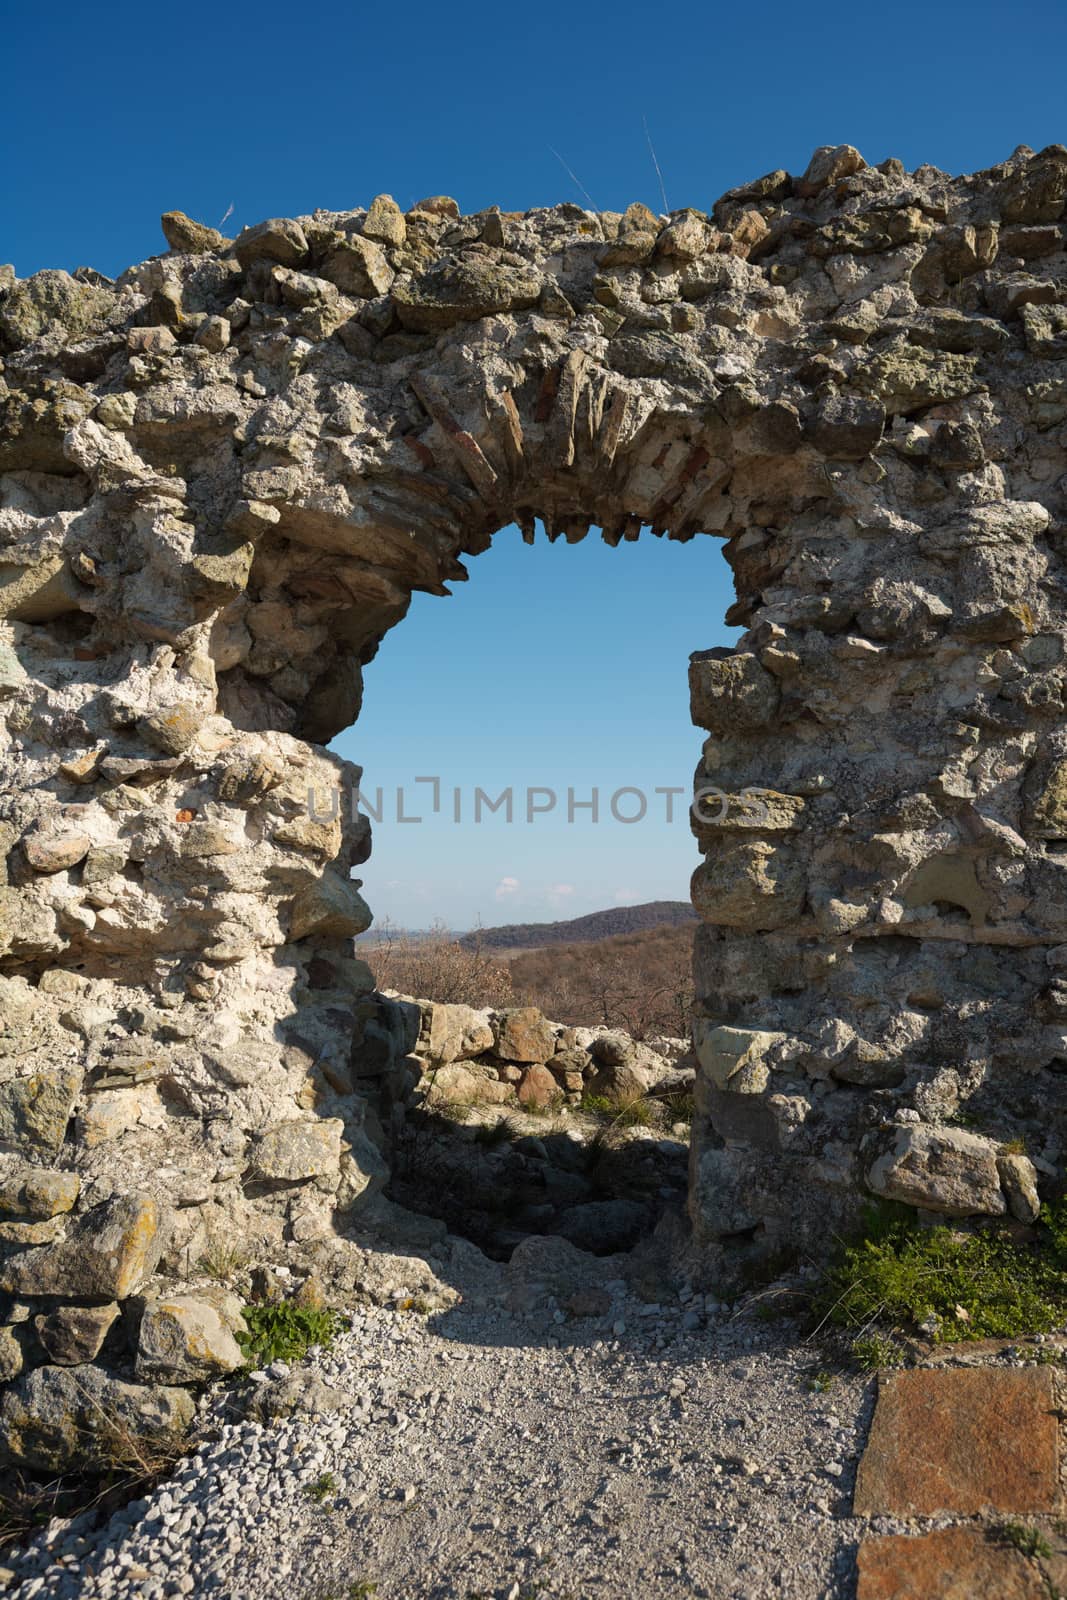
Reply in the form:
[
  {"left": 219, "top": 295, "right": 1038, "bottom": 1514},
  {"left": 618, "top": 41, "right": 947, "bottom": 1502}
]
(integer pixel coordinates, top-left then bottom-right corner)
[{"left": 1, "top": 1242, "right": 875, "bottom": 1600}]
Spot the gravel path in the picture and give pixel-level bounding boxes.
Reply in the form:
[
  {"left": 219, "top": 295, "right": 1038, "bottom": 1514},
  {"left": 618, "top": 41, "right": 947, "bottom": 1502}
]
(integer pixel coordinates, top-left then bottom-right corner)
[{"left": 2, "top": 1237, "right": 874, "bottom": 1600}]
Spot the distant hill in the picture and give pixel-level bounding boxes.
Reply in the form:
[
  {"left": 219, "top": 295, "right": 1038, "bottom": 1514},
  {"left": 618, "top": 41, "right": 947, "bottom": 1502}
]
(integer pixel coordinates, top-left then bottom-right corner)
[{"left": 458, "top": 900, "right": 697, "bottom": 952}]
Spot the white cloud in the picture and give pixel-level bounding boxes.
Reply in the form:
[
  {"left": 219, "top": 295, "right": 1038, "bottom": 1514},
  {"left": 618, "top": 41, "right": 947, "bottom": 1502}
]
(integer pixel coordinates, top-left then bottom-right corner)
[
  {"left": 550, "top": 883, "right": 575, "bottom": 899},
  {"left": 495, "top": 875, "right": 521, "bottom": 900},
  {"left": 613, "top": 887, "right": 639, "bottom": 905}
]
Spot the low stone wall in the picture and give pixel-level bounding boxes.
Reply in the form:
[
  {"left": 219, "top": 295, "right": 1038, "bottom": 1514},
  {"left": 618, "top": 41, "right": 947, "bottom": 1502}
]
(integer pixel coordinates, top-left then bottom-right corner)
[
  {"left": 390, "top": 995, "right": 691, "bottom": 1110},
  {"left": 385, "top": 998, "right": 694, "bottom": 1257}
]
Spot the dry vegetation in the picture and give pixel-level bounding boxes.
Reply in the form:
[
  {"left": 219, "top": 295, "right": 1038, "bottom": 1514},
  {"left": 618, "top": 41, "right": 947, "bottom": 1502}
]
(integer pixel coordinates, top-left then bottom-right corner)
[
  {"left": 367, "top": 921, "right": 694, "bottom": 1040},
  {"left": 367, "top": 921, "right": 517, "bottom": 1010},
  {"left": 0, "top": 1419, "right": 191, "bottom": 1553},
  {"left": 508, "top": 923, "right": 694, "bottom": 1038}
]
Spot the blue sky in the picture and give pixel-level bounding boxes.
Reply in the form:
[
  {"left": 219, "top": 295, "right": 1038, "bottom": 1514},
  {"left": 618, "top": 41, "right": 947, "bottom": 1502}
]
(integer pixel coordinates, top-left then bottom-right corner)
[
  {"left": 8, "top": 0, "right": 1065, "bottom": 928},
  {"left": 343, "top": 528, "right": 736, "bottom": 929}
]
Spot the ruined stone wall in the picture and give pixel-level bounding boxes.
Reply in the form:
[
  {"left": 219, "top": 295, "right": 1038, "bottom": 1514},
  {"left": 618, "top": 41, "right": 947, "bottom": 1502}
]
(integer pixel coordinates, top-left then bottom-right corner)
[{"left": 1, "top": 140, "right": 1067, "bottom": 1452}]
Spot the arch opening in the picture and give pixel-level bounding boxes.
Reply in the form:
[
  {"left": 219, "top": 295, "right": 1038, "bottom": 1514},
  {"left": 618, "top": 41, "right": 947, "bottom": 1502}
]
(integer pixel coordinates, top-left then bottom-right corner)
[{"left": 338, "top": 519, "right": 732, "bottom": 1259}]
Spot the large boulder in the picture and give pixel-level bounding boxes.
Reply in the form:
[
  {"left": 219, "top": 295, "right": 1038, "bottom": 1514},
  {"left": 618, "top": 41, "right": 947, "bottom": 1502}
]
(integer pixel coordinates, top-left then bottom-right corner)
[
  {"left": 689, "top": 650, "right": 780, "bottom": 733},
  {"left": 516, "top": 1063, "right": 560, "bottom": 1109},
  {"left": 393, "top": 253, "right": 543, "bottom": 330},
  {"left": 424, "top": 1064, "right": 513, "bottom": 1106},
  {"left": 289, "top": 874, "right": 372, "bottom": 941},
  {"left": 251, "top": 1118, "right": 343, "bottom": 1181},
  {"left": 161, "top": 210, "right": 227, "bottom": 254},
  {"left": 233, "top": 217, "right": 308, "bottom": 267},
  {"left": 0, "top": 1165, "right": 79, "bottom": 1219},
  {"left": 856, "top": 344, "right": 982, "bottom": 416},
  {"left": 692, "top": 1024, "right": 785, "bottom": 1094},
  {"left": 319, "top": 236, "right": 394, "bottom": 298},
  {"left": 34, "top": 1303, "right": 119, "bottom": 1365},
  {"left": 0, "top": 1364, "right": 194, "bottom": 1471},
  {"left": 585, "top": 1033, "right": 666, "bottom": 1100},
  {"left": 0, "top": 270, "right": 111, "bottom": 350},
  {"left": 691, "top": 839, "right": 806, "bottom": 932}
]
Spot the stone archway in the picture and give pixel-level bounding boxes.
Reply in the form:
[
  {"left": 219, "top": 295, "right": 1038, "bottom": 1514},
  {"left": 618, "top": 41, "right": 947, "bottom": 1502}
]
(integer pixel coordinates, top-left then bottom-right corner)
[{"left": 1, "top": 141, "right": 1067, "bottom": 1451}]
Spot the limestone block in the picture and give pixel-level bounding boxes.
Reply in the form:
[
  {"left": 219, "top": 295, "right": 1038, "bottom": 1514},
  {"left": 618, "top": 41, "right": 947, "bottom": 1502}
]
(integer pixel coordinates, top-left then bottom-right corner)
[
  {"left": 585, "top": 1033, "right": 666, "bottom": 1099},
  {"left": 319, "top": 236, "right": 394, "bottom": 297},
  {"left": 997, "top": 1151, "right": 1041, "bottom": 1222},
  {"left": 161, "top": 211, "right": 227, "bottom": 254},
  {"left": 491, "top": 1008, "right": 557, "bottom": 1064},
  {"left": 0, "top": 1067, "right": 82, "bottom": 1159},
  {"left": 693, "top": 1023, "right": 785, "bottom": 1093},
  {"left": 424, "top": 1064, "right": 513, "bottom": 1106},
  {"left": 517, "top": 1064, "right": 560, "bottom": 1109},
  {"left": 689, "top": 651, "right": 780, "bottom": 733},
  {"left": 35, "top": 1303, "right": 120, "bottom": 1366},
  {"left": 289, "top": 873, "right": 372, "bottom": 941},
  {"left": 77, "top": 1085, "right": 165, "bottom": 1147},
  {"left": 867, "top": 1126, "right": 1007, "bottom": 1216},
  {"left": 0, "top": 1326, "right": 24, "bottom": 1381},
  {"left": 691, "top": 840, "right": 806, "bottom": 932},
  {"left": 0, "top": 270, "right": 110, "bottom": 349},
  {"left": 0, "top": 1191, "right": 161, "bottom": 1298},
  {"left": 997, "top": 149, "right": 1067, "bottom": 224},
  {"left": 1030, "top": 756, "right": 1067, "bottom": 837},
  {"left": 363, "top": 194, "right": 406, "bottom": 248},
  {"left": 857, "top": 344, "right": 982, "bottom": 415},
  {"left": 251, "top": 1118, "right": 343, "bottom": 1181},
  {"left": 0, "top": 641, "right": 27, "bottom": 698},
  {"left": 393, "top": 255, "right": 543, "bottom": 330},
  {"left": 421, "top": 1002, "right": 495, "bottom": 1063},
  {"left": 688, "top": 1145, "right": 760, "bottom": 1238},
  {"left": 135, "top": 1295, "right": 245, "bottom": 1382},
  {"left": 0, "top": 1166, "right": 79, "bottom": 1219},
  {"left": 233, "top": 218, "right": 308, "bottom": 267},
  {"left": 796, "top": 143, "right": 866, "bottom": 196}
]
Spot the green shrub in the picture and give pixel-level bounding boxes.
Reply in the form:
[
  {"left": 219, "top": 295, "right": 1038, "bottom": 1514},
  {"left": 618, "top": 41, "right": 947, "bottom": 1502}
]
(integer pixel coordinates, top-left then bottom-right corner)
[
  {"left": 994, "top": 1521, "right": 1053, "bottom": 1560},
  {"left": 237, "top": 1303, "right": 341, "bottom": 1366},
  {"left": 818, "top": 1198, "right": 1067, "bottom": 1344}
]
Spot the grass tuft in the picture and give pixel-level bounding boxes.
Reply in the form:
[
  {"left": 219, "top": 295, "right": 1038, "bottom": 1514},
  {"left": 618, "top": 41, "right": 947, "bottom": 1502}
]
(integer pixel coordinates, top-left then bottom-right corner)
[
  {"left": 198, "top": 1241, "right": 248, "bottom": 1281},
  {"left": 304, "top": 1471, "right": 339, "bottom": 1506},
  {"left": 851, "top": 1332, "right": 907, "bottom": 1372},
  {"left": 579, "top": 1091, "right": 656, "bottom": 1128}
]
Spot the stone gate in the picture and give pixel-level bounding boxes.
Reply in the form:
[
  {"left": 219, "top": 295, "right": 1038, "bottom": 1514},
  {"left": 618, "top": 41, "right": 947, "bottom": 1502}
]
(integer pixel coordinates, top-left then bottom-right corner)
[{"left": 2, "top": 141, "right": 1067, "bottom": 1450}]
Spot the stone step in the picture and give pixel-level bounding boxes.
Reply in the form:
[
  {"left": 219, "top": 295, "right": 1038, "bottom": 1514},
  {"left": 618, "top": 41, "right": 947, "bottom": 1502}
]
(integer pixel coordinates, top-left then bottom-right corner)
[{"left": 853, "top": 1366, "right": 1060, "bottom": 1517}]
